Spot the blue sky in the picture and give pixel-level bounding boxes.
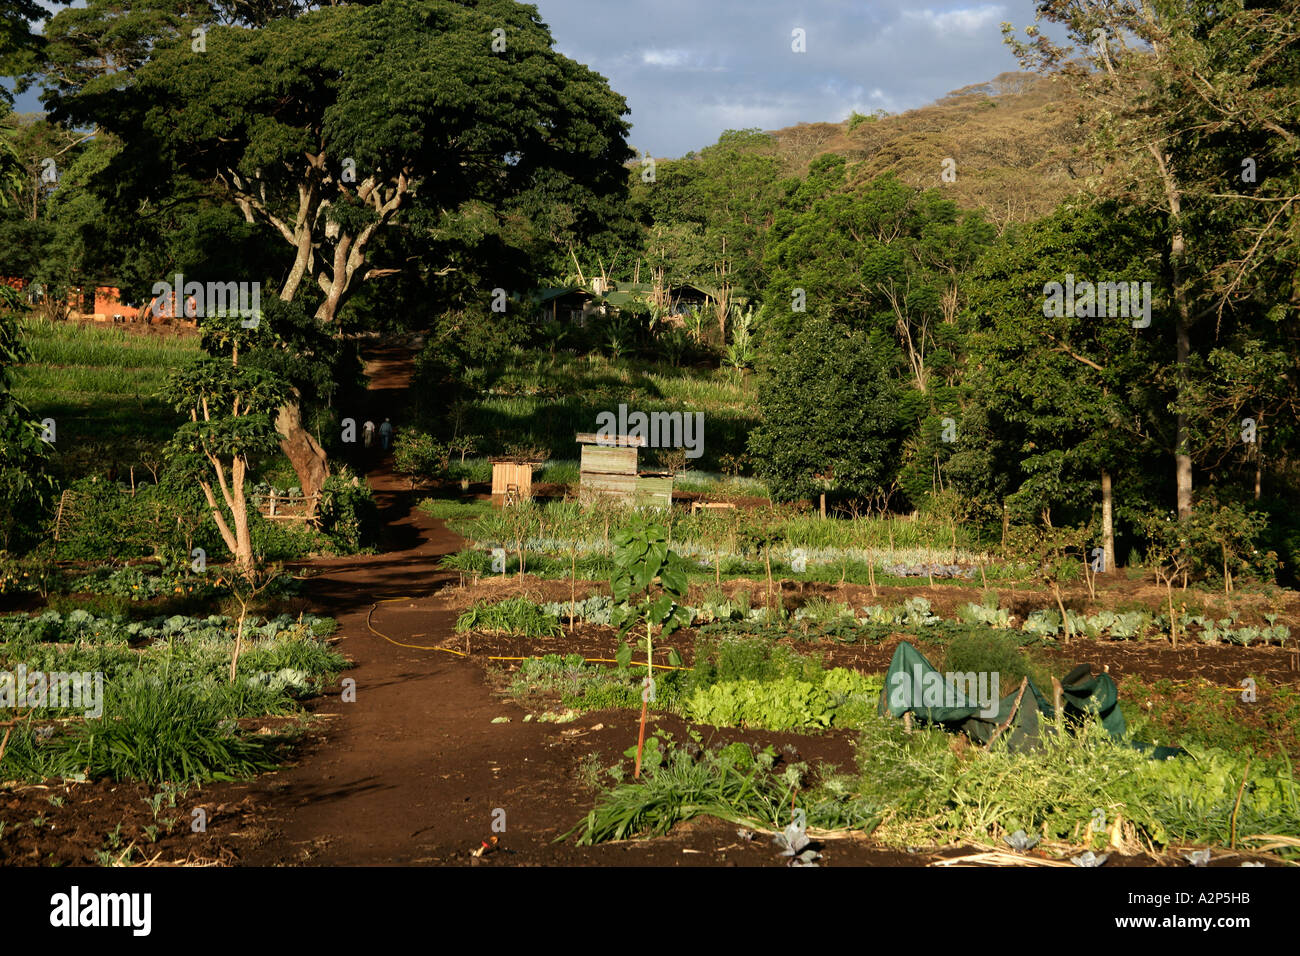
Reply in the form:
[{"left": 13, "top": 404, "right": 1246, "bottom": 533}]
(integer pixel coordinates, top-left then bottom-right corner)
[{"left": 8, "top": 1, "right": 1044, "bottom": 157}]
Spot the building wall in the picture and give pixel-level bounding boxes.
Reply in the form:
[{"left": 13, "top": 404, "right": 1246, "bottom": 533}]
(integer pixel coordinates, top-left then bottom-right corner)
[{"left": 1, "top": 277, "right": 195, "bottom": 324}]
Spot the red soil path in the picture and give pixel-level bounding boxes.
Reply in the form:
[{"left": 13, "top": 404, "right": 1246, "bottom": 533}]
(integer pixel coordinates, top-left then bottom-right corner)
[{"left": 236, "top": 345, "right": 914, "bottom": 866}]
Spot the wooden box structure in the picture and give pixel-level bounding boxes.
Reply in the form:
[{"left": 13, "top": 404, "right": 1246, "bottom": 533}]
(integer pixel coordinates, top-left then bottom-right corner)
[
  {"left": 576, "top": 433, "right": 673, "bottom": 509},
  {"left": 633, "top": 474, "right": 674, "bottom": 509},
  {"left": 490, "top": 460, "right": 541, "bottom": 507}
]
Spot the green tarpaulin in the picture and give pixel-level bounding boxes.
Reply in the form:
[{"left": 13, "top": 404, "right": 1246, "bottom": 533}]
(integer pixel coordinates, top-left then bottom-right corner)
[{"left": 877, "top": 640, "right": 1181, "bottom": 758}]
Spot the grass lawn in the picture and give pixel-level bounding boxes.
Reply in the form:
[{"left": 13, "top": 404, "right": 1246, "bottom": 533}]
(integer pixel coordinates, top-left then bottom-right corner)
[{"left": 13, "top": 320, "right": 200, "bottom": 477}]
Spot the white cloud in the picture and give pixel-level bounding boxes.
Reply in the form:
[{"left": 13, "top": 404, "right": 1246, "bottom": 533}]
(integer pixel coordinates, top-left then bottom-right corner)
[
  {"left": 641, "top": 48, "right": 690, "bottom": 68},
  {"left": 904, "top": 5, "right": 1006, "bottom": 35},
  {"left": 536, "top": 0, "right": 1036, "bottom": 156}
]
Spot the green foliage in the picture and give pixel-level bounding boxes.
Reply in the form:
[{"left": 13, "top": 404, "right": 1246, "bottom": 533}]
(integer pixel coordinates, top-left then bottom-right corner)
[
  {"left": 855, "top": 713, "right": 1300, "bottom": 853},
  {"left": 0, "top": 607, "right": 345, "bottom": 783},
  {"left": 392, "top": 431, "right": 450, "bottom": 485},
  {"left": 1120, "top": 675, "right": 1300, "bottom": 758},
  {"left": 690, "top": 634, "right": 821, "bottom": 686},
  {"left": 957, "top": 601, "right": 1012, "bottom": 629},
  {"left": 540, "top": 594, "right": 616, "bottom": 626},
  {"left": 507, "top": 653, "right": 689, "bottom": 714},
  {"left": 609, "top": 516, "right": 693, "bottom": 640},
  {"left": 317, "top": 468, "right": 379, "bottom": 551},
  {"left": 942, "top": 630, "right": 1050, "bottom": 691},
  {"left": 565, "top": 735, "right": 880, "bottom": 845},
  {"left": 418, "top": 498, "right": 495, "bottom": 522},
  {"left": 454, "top": 597, "right": 562, "bottom": 638},
  {"left": 688, "top": 677, "right": 836, "bottom": 731},
  {"left": 63, "top": 671, "right": 285, "bottom": 784},
  {"left": 0, "top": 302, "right": 53, "bottom": 550},
  {"left": 65, "top": 565, "right": 225, "bottom": 602},
  {"left": 749, "top": 317, "right": 910, "bottom": 502}
]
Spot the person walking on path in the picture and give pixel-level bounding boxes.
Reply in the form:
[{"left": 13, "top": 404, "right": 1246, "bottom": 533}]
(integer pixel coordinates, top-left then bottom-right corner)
[
  {"left": 380, "top": 418, "right": 393, "bottom": 451},
  {"left": 363, "top": 420, "right": 375, "bottom": 448}
]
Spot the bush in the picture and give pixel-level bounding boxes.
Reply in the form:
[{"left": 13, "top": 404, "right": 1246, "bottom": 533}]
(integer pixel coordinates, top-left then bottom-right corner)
[
  {"left": 319, "top": 469, "right": 379, "bottom": 550},
  {"left": 942, "top": 631, "right": 1050, "bottom": 691},
  {"left": 392, "top": 430, "right": 450, "bottom": 486}
]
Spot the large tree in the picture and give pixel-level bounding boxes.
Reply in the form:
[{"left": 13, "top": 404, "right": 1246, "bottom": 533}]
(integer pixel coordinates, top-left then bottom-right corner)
[
  {"left": 163, "top": 318, "right": 287, "bottom": 572},
  {"left": 956, "top": 201, "right": 1167, "bottom": 566},
  {"left": 629, "top": 129, "right": 784, "bottom": 334},
  {"left": 1004, "top": 0, "right": 1300, "bottom": 517},
  {"left": 0, "top": 284, "right": 52, "bottom": 551},
  {"left": 36, "top": 0, "right": 633, "bottom": 497},
  {"left": 749, "top": 316, "right": 912, "bottom": 504}
]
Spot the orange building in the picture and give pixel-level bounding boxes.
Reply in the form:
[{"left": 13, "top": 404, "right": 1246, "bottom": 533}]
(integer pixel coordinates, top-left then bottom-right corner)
[{"left": 0, "top": 277, "right": 195, "bottom": 325}]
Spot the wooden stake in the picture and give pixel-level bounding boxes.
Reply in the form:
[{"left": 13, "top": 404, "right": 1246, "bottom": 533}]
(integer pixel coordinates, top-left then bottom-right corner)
[
  {"left": 634, "top": 698, "right": 649, "bottom": 778},
  {"left": 1230, "top": 756, "right": 1253, "bottom": 849},
  {"left": 987, "top": 677, "right": 1029, "bottom": 748}
]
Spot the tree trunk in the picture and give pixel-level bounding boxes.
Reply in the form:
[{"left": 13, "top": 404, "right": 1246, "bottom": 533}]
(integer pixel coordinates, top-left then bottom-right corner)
[
  {"left": 1254, "top": 416, "right": 1263, "bottom": 501},
  {"left": 1152, "top": 146, "right": 1194, "bottom": 518},
  {"left": 1052, "top": 583, "right": 1071, "bottom": 643},
  {"left": 276, "top": 398, "right": 330, "bottom": 505},
  {"left": 1101, "top": 469, "right": 1115, "bottom": 573},
  {"left": 231, "top": 457, "right": 254, "bottom": 572},
  {"left": 1175, "top": 309, "right": 1194, "bottom": 518}
]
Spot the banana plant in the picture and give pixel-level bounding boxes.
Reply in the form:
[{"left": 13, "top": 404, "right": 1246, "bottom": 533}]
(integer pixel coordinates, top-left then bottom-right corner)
[{"left": 610, "top": 516, "right": 692, "bottom": 777}]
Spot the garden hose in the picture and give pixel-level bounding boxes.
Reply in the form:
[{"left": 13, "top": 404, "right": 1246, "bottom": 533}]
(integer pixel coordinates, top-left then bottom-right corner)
[{"left": 364, "top": 595, "right": 690, "bottom": 670}]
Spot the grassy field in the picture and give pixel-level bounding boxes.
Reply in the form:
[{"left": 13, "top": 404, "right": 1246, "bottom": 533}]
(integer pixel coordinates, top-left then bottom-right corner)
[{"left": 13, "top": 320, "right": 200, "bottom": 477}]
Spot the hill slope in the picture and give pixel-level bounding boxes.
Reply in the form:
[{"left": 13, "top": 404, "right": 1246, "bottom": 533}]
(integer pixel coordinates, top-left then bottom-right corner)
[{"left": 768, "top": 72, "right": 1090, "bottom": 225}]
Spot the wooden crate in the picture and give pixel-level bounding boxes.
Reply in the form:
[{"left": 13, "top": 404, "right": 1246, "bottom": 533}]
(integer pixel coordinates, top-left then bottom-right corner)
[
  {"left": 581, "top": 472, "right": 637, "bottom": 498},
  {"left": 580, "top": 444, "right": 638, "bottom": 477},
  {"left": 633, "top": 474, "right": 674, "bottom": 510},
  {"left": 490, "top": 461, "right": 536, "bottom": 507}
]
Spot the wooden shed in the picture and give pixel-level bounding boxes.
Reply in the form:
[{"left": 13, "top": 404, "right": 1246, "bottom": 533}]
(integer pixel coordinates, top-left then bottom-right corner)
[
  {"left": 576, "top": 433, "right": 673, "bottom": 509},
  {"left": 490, "top": 459, "right": 541, "bottom": 507}
]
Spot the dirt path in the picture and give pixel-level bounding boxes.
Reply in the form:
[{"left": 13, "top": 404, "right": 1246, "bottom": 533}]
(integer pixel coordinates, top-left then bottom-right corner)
[
  {"left": 238, "top": 345, "right": 1268, "bottom": 868},
  {"left": 239, "top": 345, "right": 861, "bottom": 866}
]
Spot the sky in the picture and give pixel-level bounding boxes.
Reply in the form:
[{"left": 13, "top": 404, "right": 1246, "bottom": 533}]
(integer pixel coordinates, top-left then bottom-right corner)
[
  {"left": 7, "top": 1, "right": 1045, "bottom": 158},
  {"left": 530, "top": 0, "right": 1042, "bottom": 156}
]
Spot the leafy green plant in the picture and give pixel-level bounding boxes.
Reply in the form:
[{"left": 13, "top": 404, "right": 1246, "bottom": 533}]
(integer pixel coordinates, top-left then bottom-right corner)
[
  {"left": 688, "top": 677, "right": 834, "bottom": 732},
  {"left": 609, "top": 517, "right": 693, "bottom": 776},
  {"left": 66, "top": 671, "right": 283, "bottom": 783},
  {"left": 563, "top": 737, "right": 880, "bottom": 845},
  {"left": 958, "top": 601, "right": 1012, "bottom": 629},
  {"left": 455, "top": 597, "right": 562, "bottom": 638},
  {"left": 392, "top": 430, "right": 450, "bottom": 489}
]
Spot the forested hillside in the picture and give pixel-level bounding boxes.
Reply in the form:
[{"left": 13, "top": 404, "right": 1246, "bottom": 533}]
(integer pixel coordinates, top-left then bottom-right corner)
[{"left": 769, "top": 71, "right": 1088, "bottom": 227}]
